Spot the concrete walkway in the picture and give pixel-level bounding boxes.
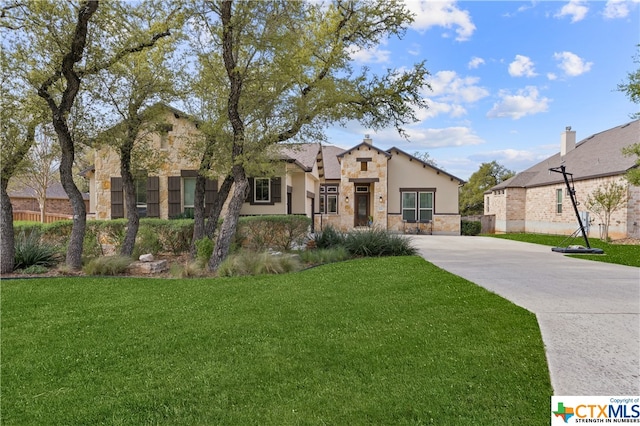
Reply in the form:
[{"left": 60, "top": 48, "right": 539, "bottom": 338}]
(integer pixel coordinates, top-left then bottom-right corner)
[{"left": 411, "top": 235, "right": 640, "bottom": 396}]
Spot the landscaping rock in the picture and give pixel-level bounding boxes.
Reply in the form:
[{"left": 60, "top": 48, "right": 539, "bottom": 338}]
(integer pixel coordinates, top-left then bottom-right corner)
[
  {"left": 139, "top": 253, "right": 154, "bottom": 262},
  {"left": 127, "top": 260, "right": 167, "bottom": 275}
]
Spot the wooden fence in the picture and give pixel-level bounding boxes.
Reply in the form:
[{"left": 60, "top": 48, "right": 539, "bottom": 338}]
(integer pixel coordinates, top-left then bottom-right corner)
[{"left": 13, "top": 210, "right": 73, "bottom": 223}]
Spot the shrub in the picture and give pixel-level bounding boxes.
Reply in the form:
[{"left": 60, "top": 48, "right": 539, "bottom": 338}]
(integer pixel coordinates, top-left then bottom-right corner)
[
  {"left": 314, "top": 225, "right": 346, "bottom": 249},
  {"left": 238, "top": 215, "right": 311, "bottom": 251},
  {"left": 461, "top": 220, "right": 481, "bottom": 236},
  {"left": 133, "top": 225, "right": 163, "bottom": 259},
  {"left": 83, "top": 255, "right": 132, "bottom": 276},
  {"left": 42, "top": 220, "right": 74, "bottom": 248},
  {"left": 217, "top": 251, "right": 302, "bottom": 277},
  {"left": 298, "top": 247, "right": 350, "bottom": 265},
  {"left": 14, "top": 230, "right": 60, "bottom": 270},
  {"left": 143, "top": 219, "right": 193, "bottom": 255},
  {"left": 19, "top": 264, "right": 49, "bottom": 275},
  {"left": 344, "top": 228, "right": 417, "bottom": 257},
  {"left": 195, "top": 237, "right": 214, "bottom": 267}
]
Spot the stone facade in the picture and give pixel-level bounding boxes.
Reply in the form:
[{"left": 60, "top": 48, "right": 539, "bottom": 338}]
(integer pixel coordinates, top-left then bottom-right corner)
[{"left": 90, "top": 108, "right": 464, "bottom": 233}]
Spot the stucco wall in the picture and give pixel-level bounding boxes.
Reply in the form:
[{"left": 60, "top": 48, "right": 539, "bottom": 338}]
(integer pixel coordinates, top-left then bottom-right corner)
[{"left": 387, "top": 150, "right": 460, "bottom": 214}]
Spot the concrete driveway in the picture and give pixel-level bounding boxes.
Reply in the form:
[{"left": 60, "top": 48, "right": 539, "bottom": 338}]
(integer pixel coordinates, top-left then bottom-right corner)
[{"left": 411, "top": 235, "right": 640, "bottom": 395}]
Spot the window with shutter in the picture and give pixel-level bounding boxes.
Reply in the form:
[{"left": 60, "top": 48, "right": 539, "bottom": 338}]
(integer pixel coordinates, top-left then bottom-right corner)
[{"left": 110, "top": 177, "right": 124, "bottom": 219}]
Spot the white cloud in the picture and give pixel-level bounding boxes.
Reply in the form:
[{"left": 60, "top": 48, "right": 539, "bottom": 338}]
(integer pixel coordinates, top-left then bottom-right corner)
[
  {"left": 468, "top": 56, "right": 485, "bottom": 69},
  {"left": 419, "top": 100, "right": 467, "bottom": 120},
  {"left": 428, "top": 70, "right": 489, "bottom": 103},
  {"left": 553, "top": 51, "right": 593, "bottom": 76},
  {"left": 603, "top": 0, "right": 630, "bottom": 19},
  {"left": 408, "top": 43, "right": 421, "bottom": 56},
  {"left": 508, "top": 55, "right": 537, "bottom": 77},
  {"left": 349, "top": 45, "right": 391, "bottom": 64},
  {"left": 401, "top": 126, "right": 485, "bottom": 148},
  {"left": 487, "top": 86, "right": 551, "bottom": 120},
  {"left": 406, "top": 0, "right": 476, "bottom": 41},
  {"left": 547, "top": 72, "right": 558, "bottom": 81},
  {"left": 555, "top": 0, "right": 589, "bottom": 22}
]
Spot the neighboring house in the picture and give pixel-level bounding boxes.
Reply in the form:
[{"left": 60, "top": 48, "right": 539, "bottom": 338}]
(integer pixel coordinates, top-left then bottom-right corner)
[
  {"left": 485, "top": 120, "right": 640, "bottom": 240},
  {"left": 86, "top": 105, "right": 465, "bottom": 234},
  {"left": 9, "top": 181, "right": 90, "bottom": 221}
]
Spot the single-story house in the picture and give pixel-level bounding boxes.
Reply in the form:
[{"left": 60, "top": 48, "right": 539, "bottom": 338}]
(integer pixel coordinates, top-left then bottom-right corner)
[
  {"left": 485, "top": 120, "right": 640, "bottom": 240},
  {"left": 84, "top": 105, "right": 465, "bottom": 234},
  {"left": 9, "top": 181, "right": 90, "bottom": 222}
]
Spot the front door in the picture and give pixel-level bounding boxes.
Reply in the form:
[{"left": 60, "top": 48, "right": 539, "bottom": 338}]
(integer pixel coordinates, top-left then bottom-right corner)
[{"left": 355, "top": 193, "right": 369, "bottom": 227}]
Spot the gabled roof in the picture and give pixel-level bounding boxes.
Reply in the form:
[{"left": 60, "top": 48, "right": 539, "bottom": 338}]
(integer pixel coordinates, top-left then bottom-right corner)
[
  {"left": 492, "top": 119, "right": 639, "bottom": 191},
  {"left": 320, "top": 145, "right": 345, "bottom": 180},
  {"left": 336, "top": 141, "right": 392, "bottom": 159},
  {"left": 279, "top": 143, "right": 321, "bottom": 172},
  {"left": 9, "top": 182, "right": 89, "bottom": 200},
  {"left": 387, "top": 146, "right": 466, "bottom": 184}
]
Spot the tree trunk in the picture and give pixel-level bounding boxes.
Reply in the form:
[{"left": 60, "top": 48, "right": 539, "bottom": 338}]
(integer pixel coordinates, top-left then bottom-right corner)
[
  {"left": 37, "top": 0, "right": 98, "bottom": 270},
  {"left": 191, "top": 173, "right": 207, "bottom": 258},
  {"left": 40, "top": 197, "right": 46, "bottom": 223},
  {"left": 120, "top": 166, "right": 139, "bottom": 257},
  {"left": 57, "top": 128, "right": 87, "bottom": 270},
  {"left": 208, "top": 167, "right": 247, "bottom": 272},
  {"left": 205, "top": 175, "right": 233, "bottom": 239},
  {"left": 1, "top": 178, "right": 15, "bottom": 274},
  {"left": 120, "top": 121, "right": 140, "bottom": 257}
]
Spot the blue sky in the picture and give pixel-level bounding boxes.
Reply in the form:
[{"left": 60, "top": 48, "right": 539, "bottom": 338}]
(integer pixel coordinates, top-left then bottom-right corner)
[{"left": 327, "top": 0, "right": 640, "bottom": 180}]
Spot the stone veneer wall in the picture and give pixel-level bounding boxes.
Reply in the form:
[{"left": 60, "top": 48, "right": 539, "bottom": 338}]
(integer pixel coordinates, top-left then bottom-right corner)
[
  {"left": 94, "top": 112, "right": 201, "bottom": 220},
  {"left": 335, "top": 144, "right": 389, "bottom": 230}
]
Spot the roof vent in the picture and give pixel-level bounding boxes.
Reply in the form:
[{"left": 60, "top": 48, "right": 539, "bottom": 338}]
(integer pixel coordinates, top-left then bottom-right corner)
[{"left": 363, "top": 134, "right": 372, "bottom": 145}]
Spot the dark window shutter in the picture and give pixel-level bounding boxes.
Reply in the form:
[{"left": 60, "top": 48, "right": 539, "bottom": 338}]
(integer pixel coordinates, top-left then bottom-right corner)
[
  {"left": 204, "top": 178, "right": 218, "bottom": 215},
  {"left": 246, "top": 178, "right": 254, "bottom": 203},
  {"left": 272, "top": 177, "right": 282, "bottom": 203},
  {"left": 168, "top": 176, "right": 182, "bottom": 218},
  {"left": 110, "top": 177, "right": 124, "bottom": 219},
  {"left": 147, "top": 176, "right": 160, "bottom": 218}
]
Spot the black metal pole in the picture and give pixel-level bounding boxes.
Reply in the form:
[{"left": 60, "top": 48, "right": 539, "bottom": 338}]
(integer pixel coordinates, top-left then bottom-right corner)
[{"left": 549, "top": 165, "right": 591, "bottom": 248}]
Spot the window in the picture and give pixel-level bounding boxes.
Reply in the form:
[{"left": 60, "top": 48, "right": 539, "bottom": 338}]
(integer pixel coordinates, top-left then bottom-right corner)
[
  {"left": 183, "top": 177, "right": 196, "bottom": 216},
  {"left": 556, "top": 188, "right": 563, "bottom": 213},
  {"left": 486, "top": 196, "right": 490, "bottom": 213},
  {"left": 360, "top": 161, "right": 367, "bottom": 171},
  {"left": 254, "top": 178, "right": 270, "bottom": 202},
  {"left": 402, "top": 191, "right": 433, "bottom": 222},
  {"left": 135, "top": 177, "right": 147, "bottom": 217},
  {"left": 320, "top": 184, "right": 338, "bottom": 214}
]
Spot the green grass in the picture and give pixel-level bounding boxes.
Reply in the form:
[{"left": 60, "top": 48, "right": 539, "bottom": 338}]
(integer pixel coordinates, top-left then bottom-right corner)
[
  {"left": 487, "top": 233, "right": 640, "bottom": 267},
  {"left": 2, "top": 257, "right": 552, "bottom": 425}
]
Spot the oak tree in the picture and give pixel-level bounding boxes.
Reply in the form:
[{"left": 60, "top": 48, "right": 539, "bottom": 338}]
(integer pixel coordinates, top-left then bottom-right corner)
[{"left": 189, "top": 0, "right": 430, "bottom": 271}]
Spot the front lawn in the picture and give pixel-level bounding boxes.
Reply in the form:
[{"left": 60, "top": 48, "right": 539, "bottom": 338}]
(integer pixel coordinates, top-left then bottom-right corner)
[
  {"left": 487, "top": 233, "right": 640, "bottom": 267},
  {"left": 2, "top": 257, "right": 552, "bottom": 425}
]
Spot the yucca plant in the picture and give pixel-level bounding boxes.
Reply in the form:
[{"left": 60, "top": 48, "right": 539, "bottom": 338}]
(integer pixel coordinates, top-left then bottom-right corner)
[{"left": 13, "top": 230, "right": 60, "bottom": 271}]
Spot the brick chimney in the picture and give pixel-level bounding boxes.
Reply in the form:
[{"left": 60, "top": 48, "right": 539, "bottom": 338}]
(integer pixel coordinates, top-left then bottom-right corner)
[
  {"left": 363, "top": 134, "right": 372, "bottom": 145},
  {"left": 561, "top": 126, "right": 576, "bottom": 156}
]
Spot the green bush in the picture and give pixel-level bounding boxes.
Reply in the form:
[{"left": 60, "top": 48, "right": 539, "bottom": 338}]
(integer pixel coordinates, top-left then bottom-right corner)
[
  {"left": 13, "top": 230, "right": 60, "bottom": 270},
  {"left": 133, "top": 225, "right": 163, "bottom": 259},
  {"left": 217, "top": 251, "right": 302, "bottom": 277},
  {"left": 313, "top": 225, "right": 346, "bottom": 249},
  {"left": 238, "top": 215, "right": 311, "bottom": 251},
  {"left": 461, "top": 220, "right": 481, "bottom": 236},
  {"left": 195, "top": 237, "right": 214, "bottom": 267},
  {"left": 42, "top": 220, "right": 74, "bottom": 249},
  {"left": 344, "top": 228, "right": 417, "bottom": 257},
  {"left": 18, "top": 264, "right": 49, "bottom": 275},
  {"left": 142, "top": 219, "right": 193, "bottom": 255},
  {"left": 83, "top": 255, "right": 132, "bottom": 276},
  {"left": 298, "top": 247, "right": 350, "bottom": 265}
]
